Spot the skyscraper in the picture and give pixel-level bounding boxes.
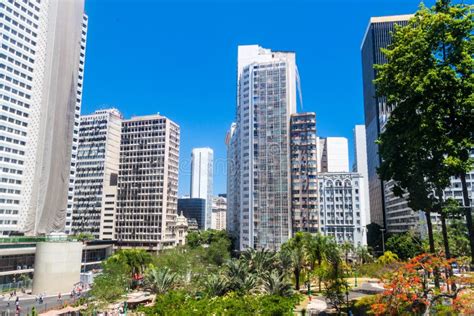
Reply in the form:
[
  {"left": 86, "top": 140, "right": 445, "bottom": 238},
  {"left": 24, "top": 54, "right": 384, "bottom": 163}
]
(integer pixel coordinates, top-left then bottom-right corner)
[
  {"left": 290, "top": 112, "right": 319, "bottom": 233},
  {"left": 229, "top": 45, "right": 298, "bottom": 250},
  {"left": 225, "top": 122, "right": 239, "bottom": 245},
  {"left": 317, "top": 137, "right": 350, "bottom": 173},
  {"left": 69, "top": 109, "right": 122, "bottom": 240},
  {"left": 115, "top": 114, "right": 180, "bottom": 250},
  {"left": 353, "top": 125, "right": 371, "bottom": 226},
  {"left": 190, "top": 148, "right": 213, "bottom": 230},
  {"left": 0, "top": 0, "right": 87, "bottom": 235},
  {"left": 361, "top": 15, "right": 412, "bottom": 229}
]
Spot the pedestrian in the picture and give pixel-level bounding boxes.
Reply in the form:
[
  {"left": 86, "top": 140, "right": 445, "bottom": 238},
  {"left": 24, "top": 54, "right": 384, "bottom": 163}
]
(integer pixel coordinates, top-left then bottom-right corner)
[{"left": 58, "top": 292, "right": 62, "bottom": 301}]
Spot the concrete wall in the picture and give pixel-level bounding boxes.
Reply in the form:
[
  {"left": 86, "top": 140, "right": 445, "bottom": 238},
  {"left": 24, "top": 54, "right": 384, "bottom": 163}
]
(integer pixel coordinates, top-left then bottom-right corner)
[{"left": 32, "top": 242, "right": 82, "bottom": 294}]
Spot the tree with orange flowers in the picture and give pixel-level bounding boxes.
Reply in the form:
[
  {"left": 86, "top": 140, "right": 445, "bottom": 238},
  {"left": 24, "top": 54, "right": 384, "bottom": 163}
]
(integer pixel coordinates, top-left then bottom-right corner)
[{"left": 371, "top": 254, "right": 474, "bottom": 315}]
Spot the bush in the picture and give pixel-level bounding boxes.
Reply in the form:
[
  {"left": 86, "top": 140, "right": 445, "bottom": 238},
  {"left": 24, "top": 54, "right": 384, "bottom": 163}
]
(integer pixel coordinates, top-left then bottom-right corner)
[{"left": 353, "top": 295, "right": 376, "bottom": 315}]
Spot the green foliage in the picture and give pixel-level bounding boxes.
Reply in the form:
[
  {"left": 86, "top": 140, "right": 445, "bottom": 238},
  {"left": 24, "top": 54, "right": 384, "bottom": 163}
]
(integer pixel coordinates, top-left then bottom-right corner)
[
  {"left": 357, "top": 261, "right": 401, "bottom": 279},
  {"left": 107, "top": 249, "right": 153, "bottom": 278},
  {"left": 423, "top": 219, "right": 472, "bottom": 257},
  {"left": 261, "top": 270, "right": 294, "bottom": 297},
  {"left": 73, "top": 233, "right": 94, "bottom": 241},
  {"left": 89, "top": 260, "right": 130, "bottom": 305},
  {"left": 377, "top": 251, "right": 399, "bottom": 265},
  {"left": 353, "top": 295, "right": 376, "bottom": 315},
  {"left": 141, "top": 291, "right": 301, "bottom": 315},
  {"left": 144, "top": 266, "right": 178, "bottom": 295},
  {"left": 386, "top": 232, "right": 424, "bottom": 260},
  {"left": 280, "top": 232, "right": 306, "bottom": 290}
]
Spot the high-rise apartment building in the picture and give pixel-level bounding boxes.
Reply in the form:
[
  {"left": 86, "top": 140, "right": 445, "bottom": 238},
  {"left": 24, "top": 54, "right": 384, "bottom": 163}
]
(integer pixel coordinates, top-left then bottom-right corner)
[
  {"left": 115, "top": 115, "right": 180, "bottom": 250},
  {"left": 190, "top": 148, "right": 213, "bottom": 230},
  {"left": 317, "top": 137, "right": 349, "bottom": 173},
  {"left": 0, "top": 0, "right": 87, "bottom": 235},
  {"left": 211, "top": 196, "right": 226, "bottom": 231},
  {"left": 228, "top": 45, "right": 298, "bottom": 250},
  {"left": 353, "top": 125, "right": 371, "bottom": 226},
  {"left": 68, "top": 109, "right": 122, "bottom": 240},
  {"left": 290, "top": 113, "right": 319, "bottom": 233}
]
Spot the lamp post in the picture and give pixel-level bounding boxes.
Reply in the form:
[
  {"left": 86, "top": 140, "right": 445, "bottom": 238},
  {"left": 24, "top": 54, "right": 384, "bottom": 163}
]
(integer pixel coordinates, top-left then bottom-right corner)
[{"left": 380, "top": 228, "right": 386, "bottom": 254}]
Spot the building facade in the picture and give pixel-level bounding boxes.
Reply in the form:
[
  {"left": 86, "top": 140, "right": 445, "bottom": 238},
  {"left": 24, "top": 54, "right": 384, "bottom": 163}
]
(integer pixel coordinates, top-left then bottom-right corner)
[
  {"left": 290, "top": 113, "right": 319, "bottom": 233},
  {"left": 0, "top": 0, "right": 87, "bottom": 235},
  {"left": 225, "top": 123, "right": 239, "bottom": 246},
  {"left": 211, "top": 196, "right": 226, "bottom": 231},
  {"left": 178, "top": 198, "right": 206, "bottom": 230},
  {"left": 68, "top": 109, "right": 122, "bottom": 240},
  {"left": 115, "top": 115, "right": 180, "bottom": 250},
  {"left": 317, "top": 173, "right": 367, "bottom": 246},
  {"left": 229, "top": 44, "right": 298, "bottom": 250},
  {"left": 353, "top": 125, "right": 371, "bottom": 227},
  {"left": 190, "top": 148, "right": 213, "bottom": 230},
  {"left": 361, "top": 15, "right": 473, "bottom": 233},
  {"left": 317, "top": 137, "right": 349, "bottom": 173}
]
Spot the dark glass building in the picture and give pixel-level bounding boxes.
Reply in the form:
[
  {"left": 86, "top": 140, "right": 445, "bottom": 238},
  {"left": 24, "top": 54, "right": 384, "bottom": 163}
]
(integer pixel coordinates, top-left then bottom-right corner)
[
  {"left": 361, "top": 15, "right": 412, "bottom": 230},
  {"left": 178, "top": 198, "right": 206, "bottom": 230}
]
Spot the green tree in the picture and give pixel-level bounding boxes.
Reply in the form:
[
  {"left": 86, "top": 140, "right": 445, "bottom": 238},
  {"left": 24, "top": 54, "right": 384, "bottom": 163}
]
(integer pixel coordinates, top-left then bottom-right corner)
[
  {"left": 89, "top": 260, "right": 130, "bottom": 305},
  {"left": 323, "top": 242, "right": 349, "bottom": 313},
  {"left": 354, "top": 245, "right": 374, "bottom": 265},
  {"left": 304, "top": 233, "right": 331, "bottom": 292},
  {"left": 377, "top": 251, "right": 399, "bottom": 265},
  {"left": 281, "top": 232, "right": 306, "bottom": 291},
  {"left": 340, "top": 241, "right": 354, "bottom": 265},
  {"left": 107, "top": 249, "right": 153, "bottom": 279},
  {"left": 386, "top": 232, "right": 424, "bottom": 260},
  {"left": 375, "top": 0, "right": 474, "bottom": 268}
]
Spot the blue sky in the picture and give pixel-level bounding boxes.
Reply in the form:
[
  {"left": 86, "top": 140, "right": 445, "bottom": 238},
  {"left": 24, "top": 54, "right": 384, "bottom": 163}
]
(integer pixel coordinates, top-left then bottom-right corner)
[{"left": 82, "top": 0, "right": 435, "bottom": 196}]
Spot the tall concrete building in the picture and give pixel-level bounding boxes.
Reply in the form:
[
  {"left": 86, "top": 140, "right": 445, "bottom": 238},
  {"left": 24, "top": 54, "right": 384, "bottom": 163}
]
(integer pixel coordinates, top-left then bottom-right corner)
[
  {"left": 317, "top": 137, "right": 349, "bottom": 173},
  {"left": 290, "top": 112, "right": 319, "bottom": 233},
  {"left": 115, "top": 114, "right": 180, "bottom": 250},
  {"left": 228, "top": 45, "right": 298, "bottom": 250},
  {"left": 68, "top": 109, "right": 122, "bottom": 240},
  {"left": 353, "top": 125, "right": 371, "bottom": 226},
  {"left": 0, "top": 0, "right": 87, "bottom": 235},
  {"left": 190, "top": 148, "right": 213, "bottom": 230}
]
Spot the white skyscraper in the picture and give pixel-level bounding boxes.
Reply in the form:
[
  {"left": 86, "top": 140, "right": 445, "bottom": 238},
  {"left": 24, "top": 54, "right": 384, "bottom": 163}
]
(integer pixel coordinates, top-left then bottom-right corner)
[
  {"left": 317, "top": 137, "right": 350, "bottom": 173},
  {"left": 229, "top": 45, "right": 298, "bottom": 250},
  {"left": 353, "top": 125, "right": 371, "bottom": 226},
  {"left": 0, "top": 0, "right": 87, "bottom": 235},
  {"left": 190, "top": 148, "right": 213, "bottom": 230}
]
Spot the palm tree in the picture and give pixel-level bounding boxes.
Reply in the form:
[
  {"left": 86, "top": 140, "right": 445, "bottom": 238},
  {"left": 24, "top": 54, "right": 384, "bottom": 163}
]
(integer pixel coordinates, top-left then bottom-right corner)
[
  {"left": 144, "top": 267, "right": 178, "bottom": 295},
  {"left": 261, "top": 270, "right": 294, "bottom": 297},
  {"left": 203, "top": 274, "right": 229, "bottom": 297},
  {"left": 241, "top": 248, "right": 277, "bottom": 274},
  {"left": 225, "top": 259, "right": 257, "bottom": 293},
  {"left": 340, "top": 241, "right": 354, "bottom": 264},
  {"left": 304, "top": 233, "right": 331, "bottom": 292},
  {"left": 281, "top": 232, "right": 306, "bottom": 291},
  {"left": 377, "top": 251, "right": 399, "bottom": 265},
  {"left": 305, "top": 233, "right": 331, "bottom": 270},
  {"left": 109, "top": 249, "right": 153, "bottom": 278},
  {"left": 355, "top": 245, "right": 373, "bottom": 265}
]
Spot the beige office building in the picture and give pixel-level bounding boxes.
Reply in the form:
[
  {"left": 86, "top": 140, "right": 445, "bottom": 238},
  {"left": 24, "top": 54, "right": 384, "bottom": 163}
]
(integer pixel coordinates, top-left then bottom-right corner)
[{"left": 115, "top": 114, "right": 180, "bottom": 250}]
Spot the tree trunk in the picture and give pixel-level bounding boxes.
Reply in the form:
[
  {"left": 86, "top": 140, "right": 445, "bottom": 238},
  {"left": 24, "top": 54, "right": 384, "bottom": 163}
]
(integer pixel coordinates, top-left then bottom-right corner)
[
  {"left": 425, "top": 211, "right": 440, "bottom": 288},
  {"left": 295, "top": 268, "right": 300, "bottom": 291},
  {"left": 318, "top": 258, "right": 322, "bottom": 292},
  {"left": 460, "top": 173, "right": 474, "bottom": 271}
]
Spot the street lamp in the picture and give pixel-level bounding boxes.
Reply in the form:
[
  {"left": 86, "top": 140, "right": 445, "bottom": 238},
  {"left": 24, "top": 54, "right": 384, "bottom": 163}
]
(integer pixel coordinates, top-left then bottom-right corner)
[{"left": 380, "top": 228, "right": 386, "bottom": 254}]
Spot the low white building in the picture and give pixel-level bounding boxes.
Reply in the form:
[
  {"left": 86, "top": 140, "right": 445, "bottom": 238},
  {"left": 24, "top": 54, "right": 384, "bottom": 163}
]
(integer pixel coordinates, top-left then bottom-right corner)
[{"left": 317, "top": 172, "right": 368, "bottom": 247}]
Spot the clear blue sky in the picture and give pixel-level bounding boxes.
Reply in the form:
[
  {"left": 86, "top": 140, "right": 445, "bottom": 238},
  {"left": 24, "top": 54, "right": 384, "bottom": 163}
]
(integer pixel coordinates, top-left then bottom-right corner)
[{"left": 82, "top": 0, "right": 437, "bottom": 196}]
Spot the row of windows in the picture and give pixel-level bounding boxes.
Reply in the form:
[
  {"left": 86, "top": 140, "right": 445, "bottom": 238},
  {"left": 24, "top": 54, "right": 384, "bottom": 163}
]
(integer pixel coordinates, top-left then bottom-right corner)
[
  {"left": 0, "top": 145, "right": 25, "bottom": 156},
  {"left": 1, "top": 104, "right": 28, "bottom": 118},
  {"left": 0, "top": 135, "right": 25, "bottom": 146},
  {"left": 0, "top": 177, "right": 21, "bottom": 185},
  {"left": 0, "top": 82, "right": 31, "bottom": 100}
]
